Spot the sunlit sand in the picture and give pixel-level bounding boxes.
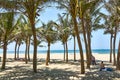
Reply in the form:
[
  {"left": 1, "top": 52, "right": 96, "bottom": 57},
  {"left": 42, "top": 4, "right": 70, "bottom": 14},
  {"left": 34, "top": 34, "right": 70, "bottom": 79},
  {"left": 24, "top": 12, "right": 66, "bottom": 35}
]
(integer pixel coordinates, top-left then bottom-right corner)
[{"left": 0, "top": 53, "right": 120, "bottom": 80}]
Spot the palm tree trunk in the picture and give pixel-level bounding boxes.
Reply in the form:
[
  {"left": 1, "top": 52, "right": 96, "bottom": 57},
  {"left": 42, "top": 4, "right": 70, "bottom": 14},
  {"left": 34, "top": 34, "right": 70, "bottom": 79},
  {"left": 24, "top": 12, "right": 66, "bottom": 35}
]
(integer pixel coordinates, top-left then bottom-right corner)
[
  {"left": 110, "top": 34, "right": 113, "bottom": 63},
  {"left": 74, "top": 35, "right": 76, "bottom": 61},
  {"left": 31, "top": 21, "right": 37, "bottom": 72},
  {"left": 63, "top": 43, "right": 66, "bottom": 61},
  {"left": 73, "top": 17, "right": 85, "bottom": 74},
  {"left": 81, "top": 16, "right": 90, "bottom": 69},
  {"left": 116, "top": 40, "right": 120, "bottom": 70},
  {"left": 17, "top": 44, "right": 20, "bottom": 59},
  {"left": 86, "top": 19, "right": 92, "bottom": 62},
  {"left": 46, "top": 50, "right": 49, "bottom": 66},
  {"left": 113, "top": 27, "right": 117, "bottom": 66},
  {"left": 46, "top": 42, "right": 50, "bottom": 65},
  {"left": 66, "top": 42, "right": 68, "bottom": 62},
  {"left": 48, "top": 43, "right": 50, "bottom": 62},
  {"left": 14, "top": 40, "right": 18, "bottom": 60},
  {"left": 87, "top": 31, "right": 92, "bottom": 62},
  {"left": 1, "top": 37, "right": 7, "bottom": 69},
  {"left": 25, "top": 40, "right": 28, "bottom": 64},
  {"left": 28, "top": 37, "right": 30, "bottom": 61}
]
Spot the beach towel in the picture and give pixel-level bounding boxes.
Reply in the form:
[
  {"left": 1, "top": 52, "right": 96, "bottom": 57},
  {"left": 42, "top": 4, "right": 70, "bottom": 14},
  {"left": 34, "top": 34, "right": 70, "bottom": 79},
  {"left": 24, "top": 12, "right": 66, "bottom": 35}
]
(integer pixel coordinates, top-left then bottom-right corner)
[{"left": 100, "top": 68, "right": 113, "bottom": 71}]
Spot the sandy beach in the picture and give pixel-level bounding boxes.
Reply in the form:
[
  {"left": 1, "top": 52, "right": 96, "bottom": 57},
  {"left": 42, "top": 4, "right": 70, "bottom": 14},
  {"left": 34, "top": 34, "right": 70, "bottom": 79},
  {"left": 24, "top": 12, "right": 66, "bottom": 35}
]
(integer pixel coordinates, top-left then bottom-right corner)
[
  {"left": 0, "top": 53, "right": 111, "bottom": 61},
  {"left": 0, "top": 53, "right": 120, "bottom": 80}
]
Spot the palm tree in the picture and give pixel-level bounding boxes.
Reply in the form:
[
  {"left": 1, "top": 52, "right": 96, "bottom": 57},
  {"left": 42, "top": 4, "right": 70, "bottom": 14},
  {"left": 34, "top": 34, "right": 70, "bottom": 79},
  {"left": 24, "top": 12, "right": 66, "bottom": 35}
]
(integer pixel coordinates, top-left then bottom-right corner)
[
  {"left": 69, "top": 17, "right": 77, "bottom": 61},
  {"left": 77, "top": 0, "right": 91, "bottom": 69},
  {"left": 0, "top": 12, "right": 18, "bottom": 69},
  {"left": 77, "top": 0, "right": 103, "bottom": 69},
  {"left": 54, "top": 0, "right": 85, "bottom": 74},
  {"left": 68, "top": 0, "right": 85, "bottom": 74},
  {"left": 53, "top": 14, "right": 72, "bottom": 62},
  {"left": 17, "top": 0, "right": 49, "bottom": 72},
  {"left": 104, "top": 0, "right": 120, "bottom": 65},
  {"left": 37, "top": 21, "right": 58, "bottom": 65},
  {"left": 104, "top": 28, "right": 114, "bottom": 63},
  {"left": 20, "top": 16, "right": 32, "bottom": 63},
  {"left": 116, "top": 40, "right": 120, "bottom": 70},
  {"left": 0, "top": 0, "right": 47, "bottom": 72},
  {"left": 0, "top": 0, "right": 18, "bottom": 62},
  {"left": 103, "top": 15, "right": 114, "bottom": 63},
  {"left": 12, "top": 15, "right": 25, "bottom": 60}
]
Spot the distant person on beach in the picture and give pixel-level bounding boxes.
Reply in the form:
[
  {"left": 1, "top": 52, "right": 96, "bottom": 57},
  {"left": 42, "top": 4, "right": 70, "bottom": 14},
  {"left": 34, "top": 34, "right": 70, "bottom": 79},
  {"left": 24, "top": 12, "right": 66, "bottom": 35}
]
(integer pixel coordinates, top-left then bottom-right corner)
[{"left": 91, "top": 55, "right": 96, "bottom": 65}]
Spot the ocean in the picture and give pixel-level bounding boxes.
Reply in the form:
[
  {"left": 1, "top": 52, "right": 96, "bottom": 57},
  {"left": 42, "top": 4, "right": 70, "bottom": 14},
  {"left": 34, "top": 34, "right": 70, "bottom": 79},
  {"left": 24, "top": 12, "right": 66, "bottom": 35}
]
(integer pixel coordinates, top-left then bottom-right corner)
[{"left": 0, "top": 49, "right": 118, "bottom": 54}]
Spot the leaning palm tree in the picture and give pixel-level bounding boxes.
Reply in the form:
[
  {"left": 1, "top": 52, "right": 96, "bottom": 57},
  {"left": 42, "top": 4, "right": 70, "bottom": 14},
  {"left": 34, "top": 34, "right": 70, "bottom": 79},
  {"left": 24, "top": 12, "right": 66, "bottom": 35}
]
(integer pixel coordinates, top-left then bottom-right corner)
[
  {"left": 54, "top": 0, "right": 85, "bottom": 73},
  {"left": 77, "top": 0, "right": 103, "bottom": 69},
  {"left": 70, "top": 0, "right": 85, "bottom": 74}
]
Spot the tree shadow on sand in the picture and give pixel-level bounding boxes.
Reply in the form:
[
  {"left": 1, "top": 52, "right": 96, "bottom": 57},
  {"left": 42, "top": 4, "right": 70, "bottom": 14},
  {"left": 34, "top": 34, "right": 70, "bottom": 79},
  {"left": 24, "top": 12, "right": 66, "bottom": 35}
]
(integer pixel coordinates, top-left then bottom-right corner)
[
  {"left": 81, "top": 71, "right": 120, "bottom": 80},
  {"left": 0, "top": 65, "right": 80, "bottom": 80},
  {"left": 1, "top": 60, "right": 120, "bottom": 80}
]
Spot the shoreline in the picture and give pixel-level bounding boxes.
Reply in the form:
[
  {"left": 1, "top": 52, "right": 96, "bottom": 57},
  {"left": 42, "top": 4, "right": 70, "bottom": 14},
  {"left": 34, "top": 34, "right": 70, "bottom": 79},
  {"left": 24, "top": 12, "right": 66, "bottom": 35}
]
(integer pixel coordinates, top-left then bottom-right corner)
[
  {"left": 0, "top": 53, "right": 111, "bottom": 61},
  {"left": 0, "top": 49, "right": 116, "bottom": 54}
]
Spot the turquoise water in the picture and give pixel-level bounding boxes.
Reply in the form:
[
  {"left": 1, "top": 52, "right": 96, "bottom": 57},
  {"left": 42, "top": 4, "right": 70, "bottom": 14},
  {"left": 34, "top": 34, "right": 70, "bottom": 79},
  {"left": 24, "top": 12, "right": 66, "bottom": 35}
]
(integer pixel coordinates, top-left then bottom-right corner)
[{"left": 0, "top": 49, "right": 118, "bottom": 54}]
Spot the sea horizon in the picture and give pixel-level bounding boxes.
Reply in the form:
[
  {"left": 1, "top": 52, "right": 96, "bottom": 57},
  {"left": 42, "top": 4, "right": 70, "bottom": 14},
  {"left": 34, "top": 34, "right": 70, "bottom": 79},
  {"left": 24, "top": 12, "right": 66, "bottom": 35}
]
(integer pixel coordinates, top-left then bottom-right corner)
[{"left": 0, "top": 49, "right": 118, "bottom": 54}]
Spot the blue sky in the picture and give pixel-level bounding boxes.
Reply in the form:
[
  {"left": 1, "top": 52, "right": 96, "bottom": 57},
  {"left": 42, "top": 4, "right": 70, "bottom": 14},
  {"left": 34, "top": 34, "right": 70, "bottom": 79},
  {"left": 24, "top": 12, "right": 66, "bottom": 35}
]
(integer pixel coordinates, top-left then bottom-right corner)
[{"left": 4, "top": 6, "right": 120, "bottom": 51}]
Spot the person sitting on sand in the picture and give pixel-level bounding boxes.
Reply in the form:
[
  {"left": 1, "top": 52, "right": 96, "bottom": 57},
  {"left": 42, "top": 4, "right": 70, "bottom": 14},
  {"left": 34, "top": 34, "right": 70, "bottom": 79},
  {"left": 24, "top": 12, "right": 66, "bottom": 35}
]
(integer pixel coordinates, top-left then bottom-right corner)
[
  {"left": 91, "top": 55, "right": 96, "bottom": 65},
  {"left": 99, "top": 61, "right": 113, "bottom": 71},
  {"left": 100, "top": 61, "right": 105, "bottom": 71}
]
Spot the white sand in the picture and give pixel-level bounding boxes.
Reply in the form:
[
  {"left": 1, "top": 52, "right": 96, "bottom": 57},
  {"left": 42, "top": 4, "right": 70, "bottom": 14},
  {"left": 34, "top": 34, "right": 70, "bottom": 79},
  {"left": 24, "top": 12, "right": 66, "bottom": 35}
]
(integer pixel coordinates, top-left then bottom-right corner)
[
  {"left": 0, "top": 53, "right": 111, "bottom": 61},
  {"left": 0, "top": 53, "right": 119, "bottom": 80}
]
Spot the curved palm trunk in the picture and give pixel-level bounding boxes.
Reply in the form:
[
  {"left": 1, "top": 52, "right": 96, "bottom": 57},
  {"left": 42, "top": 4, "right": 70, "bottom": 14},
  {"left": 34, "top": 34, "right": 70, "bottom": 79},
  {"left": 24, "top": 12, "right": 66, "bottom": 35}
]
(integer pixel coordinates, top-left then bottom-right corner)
[
  {"left": 14, "top": 40, "right": 18, "bottom": 60},
  {"left": 74, "top": 35, "right": 76, "bottom": 61},
  {"left": 73, "top": 17, "right": 85, "bottom": 74},
  {"left": 46, "top": 42, "right": 50, "bottom": 65},
  {"left": 66, "top": 41, "right": 68, "bottom": 62},
  {"left": 110, "top": 34, "right": 113, "bottom": 63},
  {"left": 116, "top": 41, "right": 120, "bottom": 70},
  {"left": 81, "top": 16, "right": 90, "bottom": 69},
  {"left": 1, "top": 36, "right": 7, "bottom": 69},
  {"left": 113, "top": 27, "right": 117, "bottom": 66}
]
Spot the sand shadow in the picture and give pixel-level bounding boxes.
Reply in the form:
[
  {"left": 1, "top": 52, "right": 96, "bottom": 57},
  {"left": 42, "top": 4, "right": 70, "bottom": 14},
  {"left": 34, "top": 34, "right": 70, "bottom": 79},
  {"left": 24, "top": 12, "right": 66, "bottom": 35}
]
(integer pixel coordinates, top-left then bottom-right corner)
[
  {"left": 0, "top": 65, "right": 80, "bottom": 80},
  {"left": 81, "top": 71, "right": 120, "bottom": 80}
]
